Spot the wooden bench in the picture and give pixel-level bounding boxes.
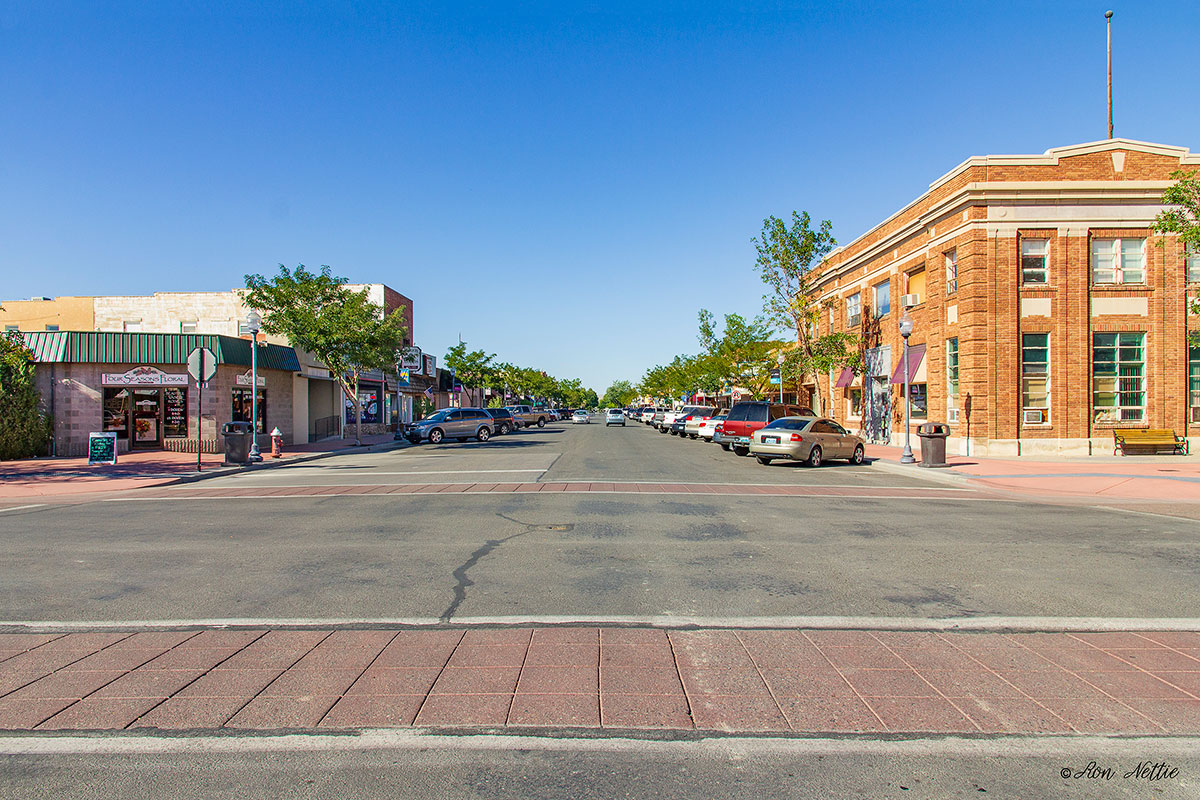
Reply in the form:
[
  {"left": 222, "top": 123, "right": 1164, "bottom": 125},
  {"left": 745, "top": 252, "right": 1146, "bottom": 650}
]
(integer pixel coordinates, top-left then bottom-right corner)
[{"left": 1113, "top": 429, "right": 1189, "bottom": 456}]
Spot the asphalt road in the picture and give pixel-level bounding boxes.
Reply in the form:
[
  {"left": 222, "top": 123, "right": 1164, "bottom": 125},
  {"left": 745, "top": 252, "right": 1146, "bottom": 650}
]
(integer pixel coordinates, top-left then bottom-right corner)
[
  {"left": 2, "top": 416, "right": 1197, "bottom": 622},
  {"left": 4, "top": 734, "right": 1197, "bottom": 800}
]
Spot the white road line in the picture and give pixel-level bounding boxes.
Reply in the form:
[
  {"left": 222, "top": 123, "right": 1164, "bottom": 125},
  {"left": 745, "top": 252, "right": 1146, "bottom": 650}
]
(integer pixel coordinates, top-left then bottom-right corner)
[
  {"left": 0, "top": 504, "right": 45, "bottom": 514},
  {"left": 7, "top": 615, "right": 1198, "bottom": 632},
  {"left": 0, "top": 731, "right": 1197, "bottom": 757},
  {"left": 99, "top": 492, "right": 1007, "bottom": 503},
  {"left": 222, "top": 469, "right": 549, "bottom": 476}
]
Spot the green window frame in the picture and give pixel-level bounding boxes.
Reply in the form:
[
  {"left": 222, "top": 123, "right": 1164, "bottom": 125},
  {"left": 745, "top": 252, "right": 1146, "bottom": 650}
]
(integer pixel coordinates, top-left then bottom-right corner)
[
  {"left": 1189, "top": 345, "right": 1200, "bottom": 423},
  {"left": 946, "top": 338, "right": 960, "bottom": 402},
  {"left": 1092, "top": 332, "right": 1145, "bottom": 422},
  {"left": 1022, "top": 333, "right": 1050, "bottom": 412}
]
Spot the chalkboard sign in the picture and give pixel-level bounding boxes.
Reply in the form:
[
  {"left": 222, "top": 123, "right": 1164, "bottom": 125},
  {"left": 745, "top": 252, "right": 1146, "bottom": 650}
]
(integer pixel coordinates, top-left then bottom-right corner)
[{"left": 88, "top": 432, "right": 118, "bottom": 465}]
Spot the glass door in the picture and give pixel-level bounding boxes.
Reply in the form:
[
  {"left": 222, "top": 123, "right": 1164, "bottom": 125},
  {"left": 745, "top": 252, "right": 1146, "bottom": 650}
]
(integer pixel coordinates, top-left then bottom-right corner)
[{"left": 132, "top": 389, "right": 162, "bottom": 448}]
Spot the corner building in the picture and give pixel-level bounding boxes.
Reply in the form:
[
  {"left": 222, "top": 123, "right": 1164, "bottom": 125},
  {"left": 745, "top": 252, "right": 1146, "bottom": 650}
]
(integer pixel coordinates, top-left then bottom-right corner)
[{"left": 815, "top": 139, "right": 1200, "bottom": 456}]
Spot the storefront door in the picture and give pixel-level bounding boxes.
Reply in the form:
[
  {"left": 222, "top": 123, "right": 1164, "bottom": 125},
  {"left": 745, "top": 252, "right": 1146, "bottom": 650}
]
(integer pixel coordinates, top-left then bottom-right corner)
[{"left": 132, "top": 389, "right": 162, "bottom": 448}]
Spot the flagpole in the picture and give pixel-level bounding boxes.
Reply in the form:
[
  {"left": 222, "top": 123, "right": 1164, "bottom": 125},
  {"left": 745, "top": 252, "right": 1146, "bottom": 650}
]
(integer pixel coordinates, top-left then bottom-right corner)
[{"left": 1106, "top": 10, "right": 1113, "bottom": 139}]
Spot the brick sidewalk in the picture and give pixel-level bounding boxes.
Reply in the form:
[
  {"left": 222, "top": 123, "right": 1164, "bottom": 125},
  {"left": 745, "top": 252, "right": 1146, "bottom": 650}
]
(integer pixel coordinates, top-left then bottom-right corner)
[{"left": 2, "top": 627, "right": 1197, "bottom": 734}]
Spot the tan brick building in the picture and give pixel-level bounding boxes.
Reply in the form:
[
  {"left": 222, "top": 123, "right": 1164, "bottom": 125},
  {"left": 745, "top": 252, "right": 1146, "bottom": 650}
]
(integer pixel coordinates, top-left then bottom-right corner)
[{"left": 814, "top": 138, "right": 1200, "bottom": 456}]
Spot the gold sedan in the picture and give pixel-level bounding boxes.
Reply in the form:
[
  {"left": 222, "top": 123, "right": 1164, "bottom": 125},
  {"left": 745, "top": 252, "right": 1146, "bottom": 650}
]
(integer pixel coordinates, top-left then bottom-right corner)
[{"left": 749, "top": 416, "right": 867, "bottom": 467}]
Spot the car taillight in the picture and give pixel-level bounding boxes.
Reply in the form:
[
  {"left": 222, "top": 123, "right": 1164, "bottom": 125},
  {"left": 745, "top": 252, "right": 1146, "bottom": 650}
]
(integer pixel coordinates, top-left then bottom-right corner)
[
  {"left": 684, "top": 416, "right": 693, "bottom": 422},
  {"left": 790, "top": 433, "right": 804, "bottom": 442}
]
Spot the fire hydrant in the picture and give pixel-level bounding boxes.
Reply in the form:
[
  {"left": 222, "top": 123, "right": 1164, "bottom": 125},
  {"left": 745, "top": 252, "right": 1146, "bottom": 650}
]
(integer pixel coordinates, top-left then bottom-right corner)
[{"left": 270, "top": 427, "right": 283, "bottom": 458}]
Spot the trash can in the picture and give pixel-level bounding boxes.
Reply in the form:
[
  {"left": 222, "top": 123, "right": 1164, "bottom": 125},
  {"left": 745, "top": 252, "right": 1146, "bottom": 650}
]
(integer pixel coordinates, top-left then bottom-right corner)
[
  {"left": 222, "top": 421, "right": 253, "bottom": 465},
  {"left": 916, "top": 422, "right": 951, "bottom": 468}
]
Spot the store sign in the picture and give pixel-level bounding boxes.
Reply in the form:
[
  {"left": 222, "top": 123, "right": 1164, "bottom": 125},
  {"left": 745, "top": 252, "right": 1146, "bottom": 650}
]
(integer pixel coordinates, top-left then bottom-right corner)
[
  {"left": 102, "top": 366, "right": 188, "bottom": 387},
  {"left": 235, "top": 370, "right": 266, "bottom": 387},
  {"left": 422, "top": 354, "right": 436, "bottom": 377},
  {"left": 400, "top": 346, "right": 422, "bottom": 370},
  {"left": 87, "top": 432, "right": 118, "bottom": 465}
]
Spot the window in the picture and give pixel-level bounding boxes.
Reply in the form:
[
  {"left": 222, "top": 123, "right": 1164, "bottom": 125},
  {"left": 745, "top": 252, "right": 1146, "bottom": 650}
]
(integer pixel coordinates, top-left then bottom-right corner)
[
  {"left": 163, "top": 387, "right": 188, "bottom": 438},
  {"left": 906, "top": 268, "right": 926, "bottom": 304},
  {"left": 180, "top": 321, "right": 197, "bottom": 334},
  {"left": 907, "top": 384, "right": 928, "bottom": 419},
  {"left": 1092, "top": 333, "right": 1145, "bottom": 422},
  {"left": 1091, "top": 237, "right": 1145, "bottom": 284},
  {"left": 102, "top": 388, "right": 130, "bottom": 435},
  {"left": 1021, "top": 238, "right": 1049, "bottom": 284},
  {"left": 123, "top": 320, "right": 142, "bottom": 333},
  {"left": 1187, "top": 243, "right": 1200, "bottom": 284},
  {"left": 874, "top": 280, "right": 890, "bottom": 317},
  {"left": 1190, "top": 345, "right": 1200, "bottom": 423},
  {"left": 237, "top": 321, "right": 252, "bottom": 336},
  {"left": 945, "top": 249, "right": 958, "bottom": 294},
  {"left": 946, "top": 338, "right": 960, "bottom": 405},
  {"left": 846, "top": 293, "right": 861, "bottom": 328},
  {"left": 1022, "top": 333, "right": 1050, "bottom": 415},
  {"left": 232, "top": 389, "right": 267, "bottom": 433},
  {"left": 848, "top": 387, "right": 863, "bottom": 418},
  {"left": 3, "top": 325, "right": 18, "bottom": 332},
  {"left": 44, "top": 324, "right": 59, "bottom": 331}
]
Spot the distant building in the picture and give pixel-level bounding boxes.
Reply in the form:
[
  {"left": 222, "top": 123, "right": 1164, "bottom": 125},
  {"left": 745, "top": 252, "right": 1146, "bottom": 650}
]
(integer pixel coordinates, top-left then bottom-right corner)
[{"left": 814, "top": 138, "right": 1200, "bottom": 456}]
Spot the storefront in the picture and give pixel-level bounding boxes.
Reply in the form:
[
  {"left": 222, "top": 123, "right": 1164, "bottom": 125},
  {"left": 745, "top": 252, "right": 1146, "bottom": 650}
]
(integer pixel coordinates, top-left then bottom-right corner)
[{"left": 24, "top": 331, "right": 301, "bottom": 457}]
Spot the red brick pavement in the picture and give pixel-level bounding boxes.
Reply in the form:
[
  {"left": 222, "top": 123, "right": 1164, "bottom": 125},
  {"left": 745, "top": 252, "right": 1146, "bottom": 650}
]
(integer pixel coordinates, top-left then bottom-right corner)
[{"left": 1, "top": 627, "right": 1197, "bottom": 734}]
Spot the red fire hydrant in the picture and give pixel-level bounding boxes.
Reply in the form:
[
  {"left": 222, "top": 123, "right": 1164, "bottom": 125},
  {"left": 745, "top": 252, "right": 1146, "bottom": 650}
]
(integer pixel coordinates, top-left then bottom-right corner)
[{"left": 270, "top": 427, "right": 283, "bottom": 459}]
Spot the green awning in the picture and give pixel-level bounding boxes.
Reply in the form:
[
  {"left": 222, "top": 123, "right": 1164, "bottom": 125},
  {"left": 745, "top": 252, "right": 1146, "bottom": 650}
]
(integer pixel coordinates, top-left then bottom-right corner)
[{"left": 21, "top": 331, "right": 301, "bottom": 372}]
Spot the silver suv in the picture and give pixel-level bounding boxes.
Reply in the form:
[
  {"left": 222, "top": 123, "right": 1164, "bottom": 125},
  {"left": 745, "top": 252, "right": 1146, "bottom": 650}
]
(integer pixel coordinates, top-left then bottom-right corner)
[{"left": 407, "top": 407, "right": 493, "bottom": 444}]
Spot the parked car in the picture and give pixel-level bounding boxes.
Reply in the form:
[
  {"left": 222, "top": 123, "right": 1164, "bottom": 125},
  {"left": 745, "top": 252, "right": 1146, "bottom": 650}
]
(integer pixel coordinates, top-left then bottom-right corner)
[
  {"left": 484, "top": 407, "right": 516, "bottom": 435},
  {"left": 506, "top": 405, "right": 549, "bottom": 428},
  {"left": 683, "top": 409, "right": 724, "bottom": 439},
  {"left": 407, "top": 407, "right": 493, "bottom": 444},
  {"left": 718, "top": 401, "right": 815, "bottom": 456},
  {"left": 572, "top": 409, "right": 591, "bottom": 424},
  {"left": 605, "top": 408, "right": 625, "bottom": 426},
  {"left": 666, "top": 405, "right": 716, "bottom": 435},
  {"left": 750, "top": 416, "right": 866, "bottom": 467},
  {"left": 693, "top": 413, "right": 727, "bottom": 441},
  {"left": 649, "top": 408, "right": 669, "bottom": 428}
]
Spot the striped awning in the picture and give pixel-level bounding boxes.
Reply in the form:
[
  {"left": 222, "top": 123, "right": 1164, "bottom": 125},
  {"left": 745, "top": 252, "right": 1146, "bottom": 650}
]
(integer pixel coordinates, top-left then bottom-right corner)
[
  {"left": 834, "top": 368, "right": 855, "bottom": 388},
  {"left": 890, "top": 343, "right": 926, "bottom": 384},
  {"left": 21, "top": 331, "right": 301, "bottom": 372}
]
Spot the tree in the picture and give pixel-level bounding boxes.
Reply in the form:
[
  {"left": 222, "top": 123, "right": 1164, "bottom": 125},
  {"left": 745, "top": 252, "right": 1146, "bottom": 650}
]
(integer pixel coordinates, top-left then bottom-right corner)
[
  {"left": 753, "top": 211, "right": 860, "bottom": 411},
  {"left": 0, "top": 331, "right": 51, "bottom": 460},
  {"left": 697, "top": 309, "right": 782, "bottom": 400},
  {"left": 244, "top": 265, "right": 409, "bottom": 446},
  {"left": 444, "top": 341, "right": 496, "bottom": 407},
  {"left": 601, "top": 380, "right": 638, "bottom": 408},
  {"left": 1153, "top": 169, "right": 1200, "bottom": 344}
]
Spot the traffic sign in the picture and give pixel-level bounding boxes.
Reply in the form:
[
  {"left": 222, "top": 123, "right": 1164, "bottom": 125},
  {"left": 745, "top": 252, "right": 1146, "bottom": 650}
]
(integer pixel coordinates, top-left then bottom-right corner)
[
  {"left": 731, "top": 389, "right": 742, "bottom": 401},
  {"left": 769, "top": 368, "right": 781, "bottom": 385},
  {"left": 187, "top": 347, "right": 217, "bottom": 383}
]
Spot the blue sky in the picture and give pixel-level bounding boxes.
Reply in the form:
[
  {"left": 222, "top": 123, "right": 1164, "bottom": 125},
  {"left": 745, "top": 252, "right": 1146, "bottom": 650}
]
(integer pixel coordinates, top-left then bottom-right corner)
[{"left": 3, "top": 1, "right": 1198, "bottom": 393}]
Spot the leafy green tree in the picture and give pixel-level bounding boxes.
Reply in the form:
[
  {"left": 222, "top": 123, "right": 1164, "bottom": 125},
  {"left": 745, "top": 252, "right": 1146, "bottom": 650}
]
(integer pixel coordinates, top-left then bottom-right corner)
[
  {"left": 0, "top": 331, "right": 51, "bottom": 460},
  {"left": 601, "top": 380, "right": 638, "bottom": 408},
  {"left": 697, "top": 309, "right": 782, "bottom": 400},
  {"left": 244, "top": 265, "right": 409, "bottom": 445},
  {"left": 444, "top": 340, "right": 496, "bottom": 407},
  {"left": 1153, "top": 169, "right": 1200, "bottom": 344},
  {"left": 753, "top": 211, "right": 860, "bottom": 411}
]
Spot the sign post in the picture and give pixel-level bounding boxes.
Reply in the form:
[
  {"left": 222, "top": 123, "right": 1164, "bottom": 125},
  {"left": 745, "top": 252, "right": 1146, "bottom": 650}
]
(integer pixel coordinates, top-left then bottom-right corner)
[
  {"left": 187, "top": 347, "right": 217, "bottom": 471},
  {"left": 88, "top": 432, "right": 118, "bottom": 466}
]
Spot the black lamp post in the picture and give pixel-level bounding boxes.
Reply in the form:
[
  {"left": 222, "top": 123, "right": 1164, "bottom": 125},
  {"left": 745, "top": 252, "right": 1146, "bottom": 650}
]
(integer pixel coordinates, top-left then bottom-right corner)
[{"left": 899, "top": 309, "right": 915, "bottom": 464}]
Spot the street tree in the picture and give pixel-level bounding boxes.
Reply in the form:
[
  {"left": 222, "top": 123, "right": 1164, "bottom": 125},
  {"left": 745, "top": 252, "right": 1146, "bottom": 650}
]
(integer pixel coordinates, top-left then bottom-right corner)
[
  {"left": 1153, "top": 169, "right": 1200, "bottom": 344},
  {"left": 697, "top": 309, "right": 782, "bottom": 400},
  {"left": 0, "top": 331, "right": 51, "bottom": 460},
  {"left": 601, "top": 380, "right": 638, "bottom": 408},
  {"left": 753, "top": 211, "right": 860, "bottom": 411},
  {"left": 244, "top": 265, "right": 409, "bottom": 446},
  {"left": 444, "top": 341, "right": 496, "bottom": 407}
]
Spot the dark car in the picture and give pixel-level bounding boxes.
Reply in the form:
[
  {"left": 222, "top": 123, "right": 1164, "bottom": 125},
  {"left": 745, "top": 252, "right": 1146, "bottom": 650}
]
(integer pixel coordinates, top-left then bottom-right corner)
[
  {"left": 717, "top": 401, "right": 815, "bottom": 456},
  {"left": 484, "top": 407, "right": 516, "bottom": 435}
]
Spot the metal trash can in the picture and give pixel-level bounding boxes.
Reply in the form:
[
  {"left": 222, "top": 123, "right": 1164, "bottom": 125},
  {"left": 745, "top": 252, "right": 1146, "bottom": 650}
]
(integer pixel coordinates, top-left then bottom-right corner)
[
  {"left": 916, "top": 422, "right": 951, "bottom": 468},
  {"left": 222, "top": 421, "right": 253, "bottom": 465}
]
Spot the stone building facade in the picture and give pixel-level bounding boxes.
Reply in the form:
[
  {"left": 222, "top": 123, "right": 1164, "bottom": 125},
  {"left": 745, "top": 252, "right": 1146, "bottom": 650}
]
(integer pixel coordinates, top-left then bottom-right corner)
[{"left": 814, "top": 138, "right": 1200, "bottom": 456}]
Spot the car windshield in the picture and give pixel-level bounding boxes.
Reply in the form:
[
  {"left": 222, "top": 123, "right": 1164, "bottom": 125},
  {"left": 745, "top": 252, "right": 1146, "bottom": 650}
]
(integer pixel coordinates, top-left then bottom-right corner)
[{"left": 425, "top": 409, "right": 453, "bottom": 422}]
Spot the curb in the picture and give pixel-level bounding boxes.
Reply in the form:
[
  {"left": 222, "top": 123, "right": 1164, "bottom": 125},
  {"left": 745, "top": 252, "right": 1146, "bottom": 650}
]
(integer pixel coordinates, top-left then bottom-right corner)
[
  {"left": 866, "top": 457, "right": 974, "bottom": 488},
  {"left": 162, "top": 439, "right": 411, "bottom": 487}
]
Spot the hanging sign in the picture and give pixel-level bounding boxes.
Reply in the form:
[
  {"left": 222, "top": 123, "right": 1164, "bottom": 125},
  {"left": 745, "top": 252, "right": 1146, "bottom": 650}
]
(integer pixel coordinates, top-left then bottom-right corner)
[
  {"left": 235, "top": 370, "right": 266, "bottom": 387},
  {"left": 400, "top": 346, "right": 422, "bottom": 370},
  {"left": 422, "top": 354, "right": 436, "bottom": 376},
  {"left": 102, "top": 366, "right": 188, "bottom": 387},
  {"left": 87, "top": 432, "right": 118, "bottom": 465},
  {"left": 397, "top": 369, "right": 411, "bottom": 387}
]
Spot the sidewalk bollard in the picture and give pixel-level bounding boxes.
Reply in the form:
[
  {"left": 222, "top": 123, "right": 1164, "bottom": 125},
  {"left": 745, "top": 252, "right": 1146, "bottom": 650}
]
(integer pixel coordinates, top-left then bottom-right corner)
[{"left": 270, "top": 427, "right": 283, "bottom": 459}]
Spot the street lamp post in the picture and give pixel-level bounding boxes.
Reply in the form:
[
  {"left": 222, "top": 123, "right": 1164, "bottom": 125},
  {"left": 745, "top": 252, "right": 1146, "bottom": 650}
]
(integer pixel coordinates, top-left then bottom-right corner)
[
  {"left": 899, "top": 310, "right": 915, "bottom": 464},
  {"left": 776, "top": 353, "right": 785, "bottom": 404},
  {"left": 246, "top": 311, "right": 263, "bottom": 462}
]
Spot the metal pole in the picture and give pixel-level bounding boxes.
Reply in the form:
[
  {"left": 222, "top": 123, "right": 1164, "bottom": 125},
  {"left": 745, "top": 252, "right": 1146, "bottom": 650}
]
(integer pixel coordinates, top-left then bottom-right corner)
[
  {"left": 900, "top": 333, "right": 915, "bottom": 463},
  {"left": 1106, "top": 10, "right": 1113, "bottom": 139},
  {"left": 196, "top": 349, "right": 203, "bottom": 472},
  {"left": 249, "top": 333, "right": 261, "bottom": 460}
]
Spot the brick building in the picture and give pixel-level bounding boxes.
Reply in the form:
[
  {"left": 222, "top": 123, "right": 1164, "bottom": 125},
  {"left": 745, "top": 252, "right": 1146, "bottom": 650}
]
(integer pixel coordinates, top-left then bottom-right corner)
[{"left": 815, "top": 138, "right": 1200, "bottom": 456}]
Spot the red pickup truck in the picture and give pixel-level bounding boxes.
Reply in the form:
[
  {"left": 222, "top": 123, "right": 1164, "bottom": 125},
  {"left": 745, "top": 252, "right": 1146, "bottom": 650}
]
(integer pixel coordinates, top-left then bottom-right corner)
[{"left": 717, "top": 401, "right": 814, "bottom": 456}]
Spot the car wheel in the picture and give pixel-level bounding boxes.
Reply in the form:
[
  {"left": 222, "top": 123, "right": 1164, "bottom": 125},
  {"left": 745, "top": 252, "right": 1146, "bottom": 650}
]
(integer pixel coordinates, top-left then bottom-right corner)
[
  {"left": 755, "top": 455, "right": 772, "bottom": 465},
  {"left": 477, "top": 427, "right": 491, "bottom": 442},
  {"left": 851, "top": 444, "right": 865, "bottom": 465},
  {"left": 428, "top": 428, "right": 444, "bottom": 444},
  {"left": 499, "top": 423, "right": 511, "bottom": 435},
  {"left": 537, "top": 418, "right": 546, "bottom": 427},
  {"left": 733, "top": 446, "right": 750, "bottom": 457},
  {"left": 806, "top": 445, "right": 823, "bottom": 467}
]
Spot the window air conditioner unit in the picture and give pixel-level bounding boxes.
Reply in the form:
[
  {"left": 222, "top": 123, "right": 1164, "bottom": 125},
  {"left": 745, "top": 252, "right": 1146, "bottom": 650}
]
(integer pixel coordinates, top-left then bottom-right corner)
[
  {"left": 1023, "top": 409, "right": 1045, "bottom": 425},
  {"left": 948, "top": 407, "right": 959, "bottom": 424},
  {"left": 901, "top": 293, "right": 920, "bottom": 308}
]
